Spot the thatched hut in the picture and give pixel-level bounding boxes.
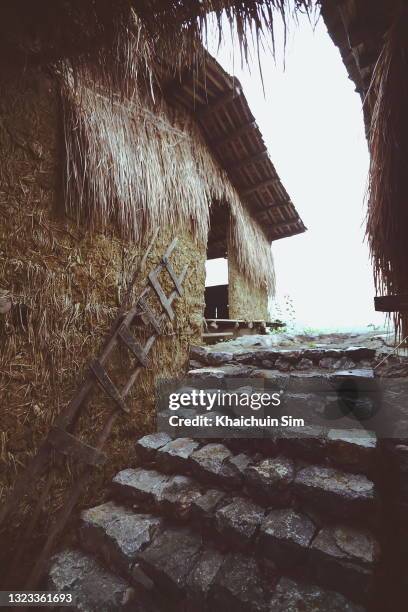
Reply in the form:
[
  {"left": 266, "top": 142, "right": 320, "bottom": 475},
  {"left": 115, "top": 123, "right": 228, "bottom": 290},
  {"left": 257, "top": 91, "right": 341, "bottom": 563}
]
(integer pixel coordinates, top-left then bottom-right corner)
[
  {"left": 0, "top": 1, "right": 305, "bottom": 556},
  {"left": 321, "top": 0, "right": 408, "bottom": 336}
]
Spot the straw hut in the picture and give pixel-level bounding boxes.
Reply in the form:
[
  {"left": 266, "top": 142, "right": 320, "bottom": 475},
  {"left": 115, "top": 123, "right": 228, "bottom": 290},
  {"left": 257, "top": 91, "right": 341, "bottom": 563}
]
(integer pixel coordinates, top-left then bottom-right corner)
[{"left": 0, "top": 1, "right": 305, "bottom": 554}]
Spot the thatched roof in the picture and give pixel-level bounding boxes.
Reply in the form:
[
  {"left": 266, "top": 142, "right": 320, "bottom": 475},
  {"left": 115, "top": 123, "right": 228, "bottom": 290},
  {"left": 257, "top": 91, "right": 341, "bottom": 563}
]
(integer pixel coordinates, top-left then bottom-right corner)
[
  {"left": 0, "top": 0, "right": 310, "bottom": 292},
  {"left": 166, "top": 53, "right": 306, "bottom": 243},
  {"left": 322, "top": 0, "right": 408, "bottom": 333}
]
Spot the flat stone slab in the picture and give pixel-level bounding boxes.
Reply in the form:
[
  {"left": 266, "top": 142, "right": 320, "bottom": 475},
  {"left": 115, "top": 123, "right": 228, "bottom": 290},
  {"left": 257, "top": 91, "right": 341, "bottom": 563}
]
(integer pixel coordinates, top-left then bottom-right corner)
[
  {"left": 80, "top": 502, "right": 162, "bottom": 576},
  {"left": 294, "top": 465, "right": 376, "bottom": 521},
  {"left": 111, "top": 468, "right": 169, "bottom": 507},
  {"left": 190, "top": 443, "right": 238, "bottom": 486},
  {"left": 268, "top": 577, "right": 365, "bottom": 611},
  {"left": 157, "top": 438, "right": 200, "bottom": 473},
  {"left": 48, "top": 549, "right": 136, "bottom": 611},
  {"left": 160, "top": 475, "right": 202, "bottom": 519},
  {"left": 309, "top": 524, "right": 380, "bottom": 602},
  {"left": 327, "top": 429, "right": 377, "bottom": 472},
  {"left": 138, "top": 527, "right": 202, "bottom": 598},
  {"left": 244, "top": 456, "right": 295, "bottom": 504},
  {"left": 209, "top": 553, "right": 270, "bottom": 612},
  {"left": 135, "top": 433, "right": 172, "bottom": 462},
  {"left": 215, "top": 497, "right": 265, "bottom": 549},
  {"left": 258, "top": 508, "right": 316, "bottom": 568}
]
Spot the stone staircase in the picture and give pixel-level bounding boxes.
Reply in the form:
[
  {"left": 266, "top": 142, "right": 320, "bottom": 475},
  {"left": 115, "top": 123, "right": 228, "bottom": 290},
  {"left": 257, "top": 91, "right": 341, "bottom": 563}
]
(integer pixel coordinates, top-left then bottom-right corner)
[{"left": 47, "top": 345, "right": 398, "bottom": 611}]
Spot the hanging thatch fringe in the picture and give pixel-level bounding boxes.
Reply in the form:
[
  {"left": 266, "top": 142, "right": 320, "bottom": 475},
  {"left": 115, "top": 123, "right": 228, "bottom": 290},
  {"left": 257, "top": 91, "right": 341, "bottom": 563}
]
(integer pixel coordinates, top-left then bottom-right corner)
[
  {"left": 61, "top": 68, "right": 275, "bottom": 292},
  {"left": 366, "top": 4, "right": 408, "bottom": 336},
  {"left": 229, "top": 201, "right": 276, "bottom": 292}
]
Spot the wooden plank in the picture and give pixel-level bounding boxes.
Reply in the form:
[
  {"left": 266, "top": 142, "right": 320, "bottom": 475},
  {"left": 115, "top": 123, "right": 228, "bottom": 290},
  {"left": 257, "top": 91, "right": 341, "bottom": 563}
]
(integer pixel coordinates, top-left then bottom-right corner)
[
  {"left": 47, "top": 427, "right": 106, "bottom": 466},
  {"left": 89, "top": 360, "right": 129, "bottom": 414},
  {"left": 202, "top": 332, "right": 234, "bottom": 338},
  {"left": 162, "top": 256, "right": 183, "bottom": 296},
  {"left": 148, "top": 270, "right": 175, "bottom": 321},
  {"left": 226, "top": 149, "right": 269, "bottom": 172},
  {"left": 197, "top": 86, "right": 243, "bottom": 119},
  {"left": 241, "top": 178, "right": 279, "bottom": 198},
  {"left": 117, "top": 324, "right": 149, "bottom": 366},
  {"left": 138, "top": 295, "right": 164, "bottom": 334},
  {"left": 210, "top": 120, "right": 257, "bottom": 148},
  {"left": 374, "top": 295, "right": 408, "bottom": 312}
]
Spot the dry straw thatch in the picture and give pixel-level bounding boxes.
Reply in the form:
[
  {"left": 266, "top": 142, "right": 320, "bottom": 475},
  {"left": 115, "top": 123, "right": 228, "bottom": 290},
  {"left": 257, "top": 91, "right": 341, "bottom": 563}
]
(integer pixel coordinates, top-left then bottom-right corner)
[
  {"left": 366, "top": 4, "right": 408, "bottom": 334},
  {"left": 61, "top": 60, "right": 276, "bottom": 290}
]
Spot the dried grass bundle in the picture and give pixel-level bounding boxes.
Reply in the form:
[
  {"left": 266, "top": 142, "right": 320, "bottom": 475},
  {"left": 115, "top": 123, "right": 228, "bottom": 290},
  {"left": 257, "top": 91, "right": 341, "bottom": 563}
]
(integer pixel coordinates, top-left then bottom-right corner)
[
  {"left": 366, "top": 5, "right": 408, "bottom": 335},
  {"left": 229, "top": 199, "right": 276, "bottom": 291},
  {"left": 61, "top": 64, "right": 276, "bottom": 291}
]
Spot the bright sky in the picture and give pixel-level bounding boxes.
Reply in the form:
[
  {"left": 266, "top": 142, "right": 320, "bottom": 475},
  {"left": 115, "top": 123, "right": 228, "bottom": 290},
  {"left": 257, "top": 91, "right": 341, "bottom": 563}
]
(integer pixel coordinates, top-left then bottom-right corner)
[{"left": 206, "top": 11, "right": 386, "bottom": 332}]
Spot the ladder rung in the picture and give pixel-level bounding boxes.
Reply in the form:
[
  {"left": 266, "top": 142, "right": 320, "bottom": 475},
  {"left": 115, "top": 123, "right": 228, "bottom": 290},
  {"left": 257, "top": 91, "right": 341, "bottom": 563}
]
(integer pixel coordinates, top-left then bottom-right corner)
[
  {"left": 138, "top": 295, "right": 164, "bottom": 334},
  {"left": 117, "top": 324, "right": 149, "bottom": 367},
  {"left": 90, "top": 360, "right": 129, "bottom": 414},
  {"left": 162, "top": 255, "right": 183, "bottom": 297},
  {"left": 47, "top": 427, "right": 106, "bottom": 466},
  {"left": 148, "top": 270, "right": 175, "bottom": 321}
]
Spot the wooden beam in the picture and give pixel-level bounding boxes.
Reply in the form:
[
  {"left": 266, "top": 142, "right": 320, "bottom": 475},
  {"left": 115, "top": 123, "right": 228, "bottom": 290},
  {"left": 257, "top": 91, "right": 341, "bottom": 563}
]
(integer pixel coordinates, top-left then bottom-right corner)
[
  {"left": 210, "top": 120, "right": 257, "bottom": 147},
  {"left": 374, "top": 295, "right": 408, "bottom": 313},
  {"left": 259, "top": 218, "right": 300, "bottom": 231},
  {"left": 226, "top": 149, "right": 269, "bottom": 172},
  {"left": 270, "top": 226, "right": 306, "bottom": 241},
  {"left": 197, "top": 86, "right": 243, "bottom": 119},
  {"left": 254, "top": 202, "right": 292, "bottom": 216},
  {"left": 241, "top": 178, "right": 279, "bottom": 198}
]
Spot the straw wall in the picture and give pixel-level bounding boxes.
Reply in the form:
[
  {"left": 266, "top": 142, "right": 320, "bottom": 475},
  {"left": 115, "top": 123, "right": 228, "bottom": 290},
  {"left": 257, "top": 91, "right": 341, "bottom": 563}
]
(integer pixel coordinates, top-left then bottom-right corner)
[
  {"left": 228, "top": 252, "right": 269, "bottom": 320},
  {"left": 0, "top": 64, "right": 206, "bottom": 564}
]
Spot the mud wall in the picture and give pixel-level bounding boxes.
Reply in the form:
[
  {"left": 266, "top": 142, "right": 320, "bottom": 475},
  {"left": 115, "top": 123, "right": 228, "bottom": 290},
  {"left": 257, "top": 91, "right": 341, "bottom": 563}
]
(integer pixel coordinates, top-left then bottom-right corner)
[
  {"left": 228, "top": 251, "right": 269, "bottom": 320},
  {"left": 0, "top": 64, "right": 206, "bottom": 561}
]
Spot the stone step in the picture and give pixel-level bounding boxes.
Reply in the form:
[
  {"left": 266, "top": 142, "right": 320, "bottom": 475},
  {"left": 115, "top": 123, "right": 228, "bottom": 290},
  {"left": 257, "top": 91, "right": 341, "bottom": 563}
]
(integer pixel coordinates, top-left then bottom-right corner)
[
  {"left": 74, "top": 506, "right": 368, "bottom": 610},
  {"left": 190, "top": 345, "right": 376, "bottom": 372},
  {"left": 134, "top": 435, "right": 379, "bottom": 522},
  {"left": 138, "top": 427, "right": 378, "bottom": 477},
  {"left": 47, "top": 549, "right": 150, "bottom": 611},
  {"left": 109, "top": 468, "right": 380, "bottom": 602},
  {"left": 79, "top": 501, "right": 163, "bottom": 589}
]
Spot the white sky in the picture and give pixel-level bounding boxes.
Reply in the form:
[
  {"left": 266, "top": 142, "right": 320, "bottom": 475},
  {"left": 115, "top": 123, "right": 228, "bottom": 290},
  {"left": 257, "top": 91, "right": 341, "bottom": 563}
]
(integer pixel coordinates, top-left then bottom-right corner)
[{"left": 206, "top": 12, "right": 386, "bottom": 332}]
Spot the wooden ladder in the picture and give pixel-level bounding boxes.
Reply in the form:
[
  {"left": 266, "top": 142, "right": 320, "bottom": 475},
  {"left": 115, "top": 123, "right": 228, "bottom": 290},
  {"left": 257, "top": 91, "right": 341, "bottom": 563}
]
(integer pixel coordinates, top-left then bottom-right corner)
[{"left": 0, "top": 235, "right": 188, "bottom": 589}]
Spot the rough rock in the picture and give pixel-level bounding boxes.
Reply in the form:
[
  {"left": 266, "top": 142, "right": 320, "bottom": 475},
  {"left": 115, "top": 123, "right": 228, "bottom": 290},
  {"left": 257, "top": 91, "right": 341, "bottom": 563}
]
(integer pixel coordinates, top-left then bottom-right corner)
[
  {"left": 268, "top": 577, "right": 365, "bottom": 611},
  {"left": 327, "top": 429, "right": 377, "bottom": 472},
  {"left": 190, "top": 443, "right": 238, "bottom": 486},
  {"left": 208, "top": 553, "right": 270, "bottom": 612},
  {"left": 258, "top": 509, "right": 316, "bottom": 568},
  {"left": 186, "top": 547, "right": 224, "bottom": 610},
  {"left": 48, "top": 549, "right": 136, "bottom": 611},
  {"left": 138, "top": 528, "right": 202, "bottom": 598},
  {"left": 309, "top": 525, "right": 380, "bottom": 602},
  {"left": 294, "top": 465, "right": 376, "bottom": 521},
  {"left": 215, "top": 497, "right": 265, "bottom": 549},
  {"left": 225, "top": 452, "right": 253, "bottom": 480},
  {"left": 157, "top": 438, "right": 200, "bottom": 473},
  {"left": 191, "top": 489, "right": 227, "bottom": 528},
  {"left": 111, "top": 469, "right": 169, "bottom": 507},
  {"left": 80, "top": 502, "right": 162, "bottom": 576},
  {"left": 135, "top": 433, "right": 172, "bottom": 462},
  {"left": 244, "top": 456, "right": 295, "bottom": 505},
  {"left": 296, "top": 358, "right": 314, "bottom": 371},
  {"left": 160, "top": 475, "right": 202, "bottom": 518}
]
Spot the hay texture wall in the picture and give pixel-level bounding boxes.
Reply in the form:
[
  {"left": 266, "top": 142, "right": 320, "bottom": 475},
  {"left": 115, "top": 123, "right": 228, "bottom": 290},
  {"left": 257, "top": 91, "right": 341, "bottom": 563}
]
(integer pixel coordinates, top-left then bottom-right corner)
[
  {"left": 0, "top": 64, "right": 206, "bottom": 559},
  {"left": 228, "top": 251, "right": 269, "bottom": 321}
]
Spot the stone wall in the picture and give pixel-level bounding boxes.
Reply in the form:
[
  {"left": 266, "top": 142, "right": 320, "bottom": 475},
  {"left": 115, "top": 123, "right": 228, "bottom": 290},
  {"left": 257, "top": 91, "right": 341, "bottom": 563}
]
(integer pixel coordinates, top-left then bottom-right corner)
[
  {"left": 0, "top": 63, "right": 206, "bottom": 561},
  {"left": 227, "top": 252, "right": 269, "bottom": 320}
]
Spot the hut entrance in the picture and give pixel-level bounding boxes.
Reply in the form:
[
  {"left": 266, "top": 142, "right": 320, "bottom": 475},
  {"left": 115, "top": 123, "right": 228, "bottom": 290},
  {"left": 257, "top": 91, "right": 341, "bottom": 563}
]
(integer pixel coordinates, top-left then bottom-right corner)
[{"left": 204, "top": 204, "right": 230, "bottom": 338}]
